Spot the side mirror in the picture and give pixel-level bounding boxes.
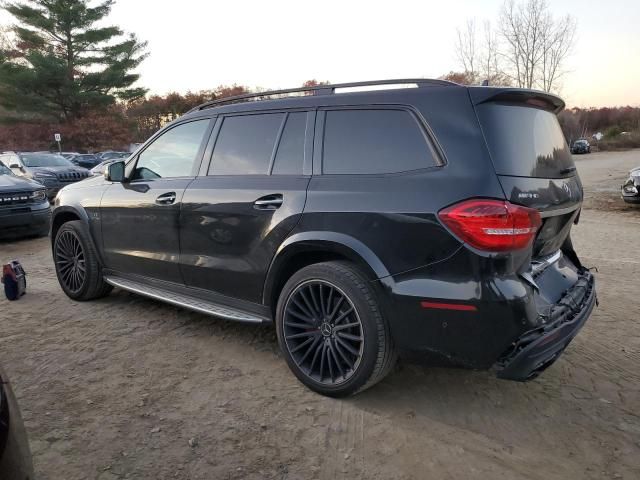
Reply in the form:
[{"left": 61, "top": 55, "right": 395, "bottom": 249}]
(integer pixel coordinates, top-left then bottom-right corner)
[
  {"left": 105, "top": 161, "right": 125, "bottom": 182},
  {"left": 9, "top": 163, "right": 20, "bottom": 169}
]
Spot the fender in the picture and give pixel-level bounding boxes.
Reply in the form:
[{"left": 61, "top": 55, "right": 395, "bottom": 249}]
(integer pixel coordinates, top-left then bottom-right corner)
[
  {"left": 51, "top": 204, "right": 105, "bottom": 265},
  {"left": 262, "top": 231, "right": 391, "bottom": 306}
]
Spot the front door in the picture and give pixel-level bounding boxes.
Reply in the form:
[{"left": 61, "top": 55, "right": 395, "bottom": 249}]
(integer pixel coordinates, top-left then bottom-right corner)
[{"left": 100, "top": 118, "right": 212, "bottom": 283}]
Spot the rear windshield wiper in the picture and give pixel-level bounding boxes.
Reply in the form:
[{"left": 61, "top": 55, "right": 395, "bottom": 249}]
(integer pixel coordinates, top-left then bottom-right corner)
[{"left": 560, "top": 166, "right": 576, "bottom": 175}]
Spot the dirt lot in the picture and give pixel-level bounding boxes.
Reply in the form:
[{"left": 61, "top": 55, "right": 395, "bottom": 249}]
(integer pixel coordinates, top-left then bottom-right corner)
[{"left": 1, "top": 150, "right": 639, "bottom": 480}]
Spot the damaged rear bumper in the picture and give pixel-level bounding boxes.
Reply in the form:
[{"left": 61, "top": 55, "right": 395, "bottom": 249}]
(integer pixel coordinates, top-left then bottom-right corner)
[{"left": 494, "top": 268, "right": 596, "bottom": 381}]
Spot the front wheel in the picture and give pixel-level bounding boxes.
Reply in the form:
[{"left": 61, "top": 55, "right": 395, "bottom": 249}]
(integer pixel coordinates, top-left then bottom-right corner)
[
  {"left": 53, "top": 220, "right": 112, "bottom": 301},
  {"left": 276, "top": 261, "right": 396, "bottom": 397}
]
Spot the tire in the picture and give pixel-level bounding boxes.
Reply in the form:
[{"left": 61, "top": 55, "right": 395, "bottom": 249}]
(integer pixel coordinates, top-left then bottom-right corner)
[
  {"left": 275, "top": 261, "right": 396, "bottom": 397},
  {"left": 53, "top": 220, "right": 112, "bottom": 301}
]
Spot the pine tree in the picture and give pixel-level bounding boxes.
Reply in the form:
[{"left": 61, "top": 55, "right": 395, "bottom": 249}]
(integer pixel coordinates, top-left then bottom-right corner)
[{"left": 0, "top": 0, "right": 147, "bottom": 120}]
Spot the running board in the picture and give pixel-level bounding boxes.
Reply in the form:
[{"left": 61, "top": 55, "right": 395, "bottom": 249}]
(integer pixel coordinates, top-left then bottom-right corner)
[{"left": 103, "top": 275, "right": 266, "bottom": 323}]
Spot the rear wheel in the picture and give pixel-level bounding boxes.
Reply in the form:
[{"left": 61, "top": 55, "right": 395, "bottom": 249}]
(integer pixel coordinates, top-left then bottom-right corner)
[
  {"left": 276, "top": 261, "right": 396, "bottom": 397},
  {"left": 53, "top": 220, "right": 112, "bottom": 301}
]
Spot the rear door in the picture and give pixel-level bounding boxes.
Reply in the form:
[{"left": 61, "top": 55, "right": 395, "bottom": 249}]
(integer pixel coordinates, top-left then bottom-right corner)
[
  {"left": 474, "top": 99, "right": 582, "bottom": 258},
  {"left": 179, "top": 110, "right": 313, "bottom": 303}
]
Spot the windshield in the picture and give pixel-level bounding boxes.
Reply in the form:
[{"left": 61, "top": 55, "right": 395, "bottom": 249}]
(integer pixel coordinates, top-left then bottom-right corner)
[
  {"left": 21, "top": 153, "right": 73, "bottom": 167},
  {"left": 0, "top": 164, "right": 13, "bottom": 175},
  {"left": 575, "top": 140, "right": 588, "bottom": 145},
  {"left": 477, "top": 104, "right": 575, "bottom": 178}
]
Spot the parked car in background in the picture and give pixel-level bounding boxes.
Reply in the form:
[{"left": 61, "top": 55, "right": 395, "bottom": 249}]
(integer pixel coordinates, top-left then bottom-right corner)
[
  {"left": 621, "top": 166, "right": 640, "bottom": 203},
  {"left": 571, "top": 139, "right": 591, "bottom": 154},
  {"left": 0, "top": 163, "right": 50, "bottom": 237},
  {"left": 0, "top": 365, "right": 35, "bottom": 479},
  {"left": 97, "top": 151, "right": 130, "bottom": 161},
  {"left": 59, "top": 152, "right": 79, "bottom": 160},
  {"left": 68, "top": 153, "right": 101, "bottom": 169},
  {"left": 0, "top": 152, "right": 90, "bottom": 200},
  {"left": 50, "top": 79, "right": 596, "bottom": 397},
  {"left": 90, "top": 159, "right": 118, "bottom": 176}
]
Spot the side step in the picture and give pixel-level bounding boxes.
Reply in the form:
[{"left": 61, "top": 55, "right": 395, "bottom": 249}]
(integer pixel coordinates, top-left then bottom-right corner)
[{"left": 103, "top": 275, "right": 266, "bottom": 323}]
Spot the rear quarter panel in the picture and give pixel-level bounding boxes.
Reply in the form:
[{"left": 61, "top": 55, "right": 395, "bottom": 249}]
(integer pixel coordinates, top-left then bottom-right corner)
[{"left": 300, "top": 86, "right": 505, "bottom": 277}]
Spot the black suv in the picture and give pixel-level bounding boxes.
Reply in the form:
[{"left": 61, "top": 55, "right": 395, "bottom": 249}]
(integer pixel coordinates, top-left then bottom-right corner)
[
  {"left": 0, "top": 162, "right": 50, "bottom": 237},
  {"left": 0, "top": 152, "right": 90, "bottom": 200},
  {"left": 50, "top": 79, "right": 596, "bottom": 397}
]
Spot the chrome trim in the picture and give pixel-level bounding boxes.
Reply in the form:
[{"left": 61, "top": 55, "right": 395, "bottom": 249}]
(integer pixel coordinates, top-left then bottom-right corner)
[
  {"left": 104, "top": 276, "right": 265, "bottom": 323},
  {"left": 531, "top": 250, "right": 562, "bottom": 276}
]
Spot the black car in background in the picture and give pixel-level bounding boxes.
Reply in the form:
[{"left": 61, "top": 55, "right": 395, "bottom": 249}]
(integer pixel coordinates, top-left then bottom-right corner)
[
  {"left": 621, "top": 166, "right": 640, "bottom": 203},
  {"left": 0, "top": 152, "right": 90, "bottom": 200},
  {"left": 97, "top": 151, "right": 130, "bottom": 161},
  {"left": 0, "top": 366, "right": 34, "bottom": 479},
  {"left": 50, "top": 79, "right": 597, "bottom": 397},
  {"left": 571, "top": 138, "right": 591, "bottom": 154},
  {"left": 68, "top": 153, "right": 101, "bottom": 169},
  {"left": 0, "top": 163, "right": 50, "bottom": 237}
]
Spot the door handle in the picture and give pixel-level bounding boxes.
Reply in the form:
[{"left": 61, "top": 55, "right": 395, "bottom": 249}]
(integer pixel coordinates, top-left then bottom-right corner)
[
  {"left": 155, "top": 192, "right": 176, "bottom": 205},
  {"left": 254, "top": 194, "right": 283, "bottom": 210}
]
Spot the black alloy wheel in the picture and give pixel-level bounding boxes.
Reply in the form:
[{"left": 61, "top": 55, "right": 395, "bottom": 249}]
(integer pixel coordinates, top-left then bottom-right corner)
[
  {"left": 53, "top": 220, "right": 112, "bottom": 301},
  {"left": 54, "top": 229, "right": 86, "bottom": 294},
  {"left": 283, "top": 279, "right": 364, "bottom": 386},
  {"left": 276, "top": 261, "right": 396, "bottom": 397}
]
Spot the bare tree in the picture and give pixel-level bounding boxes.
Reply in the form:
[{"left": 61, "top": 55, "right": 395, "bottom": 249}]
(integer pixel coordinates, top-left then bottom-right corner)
[
  {"left": 455, "top": 19, "right": 507, "bottom": 86},
  {"left": 498, "top": 0, "right": 576, "bottom": 92},
  {"left": 455, "top": 19, "right": 478, "bottom": 80},
  {"left": 540, "top": 14, "right": 577, "bottom": 92}
]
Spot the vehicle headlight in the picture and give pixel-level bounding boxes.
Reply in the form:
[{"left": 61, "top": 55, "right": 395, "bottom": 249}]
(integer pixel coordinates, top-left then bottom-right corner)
[{"left": 30, "top": 189, "right": 47, "bottom": 202}]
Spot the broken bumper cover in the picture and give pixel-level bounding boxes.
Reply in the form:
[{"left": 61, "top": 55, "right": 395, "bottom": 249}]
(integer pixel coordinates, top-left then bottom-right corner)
[{"left": 494, "top": 269, "right": 596, "bottom": 381}]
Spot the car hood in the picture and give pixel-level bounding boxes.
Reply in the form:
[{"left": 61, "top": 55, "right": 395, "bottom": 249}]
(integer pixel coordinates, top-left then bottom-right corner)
[
  {"left": 58, "top": 173, "right": 105, "bottom": 190},
  {"left": 27, "top": 166, "right": 89, "bottom": 176},
  {"left": 0, "top": 174, "right": 42, "bottom": 191},
  {"left": 629, "top": 166, "right": 640, "bottom": 175}
]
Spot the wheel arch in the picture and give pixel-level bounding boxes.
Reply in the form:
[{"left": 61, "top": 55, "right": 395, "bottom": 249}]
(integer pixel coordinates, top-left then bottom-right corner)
[
  {"left": 262, "top": 231, "right": 390, "bottom": 314},
  {"left": 50, "top": 206, "right": 104, "bottom": 265}
]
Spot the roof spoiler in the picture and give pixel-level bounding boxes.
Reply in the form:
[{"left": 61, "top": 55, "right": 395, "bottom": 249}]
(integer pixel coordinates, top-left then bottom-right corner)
[{"left": 468, "top": 87, "right": 565, "bottom": 114}]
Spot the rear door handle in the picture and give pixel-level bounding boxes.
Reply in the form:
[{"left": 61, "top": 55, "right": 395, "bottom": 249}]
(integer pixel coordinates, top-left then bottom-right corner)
[
  {"left": 254, "top": 194, "right": 283, "bottom": 210},
  {"left": 155, "top": 192, "right": 176, "bottom": 205}
]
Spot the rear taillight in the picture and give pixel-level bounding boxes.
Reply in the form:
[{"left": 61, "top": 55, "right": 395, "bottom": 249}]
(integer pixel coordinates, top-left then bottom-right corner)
[{"left": 438, "top": 199, "right": 542, "bottom": 252}]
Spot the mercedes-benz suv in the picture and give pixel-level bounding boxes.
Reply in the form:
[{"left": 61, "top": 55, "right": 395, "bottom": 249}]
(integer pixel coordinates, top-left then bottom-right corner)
[{"left": 50, "top": 79, "right": 597, "bottom": 397}]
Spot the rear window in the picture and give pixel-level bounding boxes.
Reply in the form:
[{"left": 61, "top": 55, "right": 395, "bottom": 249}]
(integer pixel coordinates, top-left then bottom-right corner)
[
  {"left": 322, "top": 109, "right": 438, "bottom": 174},
  {"left": 477, "top": 104, "right": 574, "bottom": 178}
]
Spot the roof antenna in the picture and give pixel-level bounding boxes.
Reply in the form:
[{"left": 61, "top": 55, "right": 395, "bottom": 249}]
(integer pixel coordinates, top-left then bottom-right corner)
[{"left": 481, "top": 79, "right": 489, "bottom": 86}]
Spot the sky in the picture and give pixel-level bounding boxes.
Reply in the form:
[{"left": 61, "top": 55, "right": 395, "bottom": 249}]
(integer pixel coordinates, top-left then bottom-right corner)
[{"left": 3, "top": 0, "right": 640, "bottom": 107}]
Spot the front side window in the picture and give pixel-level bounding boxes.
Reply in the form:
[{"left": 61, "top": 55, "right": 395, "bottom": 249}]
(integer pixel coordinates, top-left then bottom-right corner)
[
  {"left": 133, "top": 119, "right": 209, "bottom": 180},
  {"left": 322, "top": 109, "right": 438, "bottom": 174},
  {"left": 209, "top": 113, "right": 284, "bottom": 175}
]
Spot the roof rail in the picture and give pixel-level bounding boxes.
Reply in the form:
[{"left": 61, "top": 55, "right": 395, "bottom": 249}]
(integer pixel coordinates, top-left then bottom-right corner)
[{"left": 190, "top": 78, "right": 457, "bottom": 112}]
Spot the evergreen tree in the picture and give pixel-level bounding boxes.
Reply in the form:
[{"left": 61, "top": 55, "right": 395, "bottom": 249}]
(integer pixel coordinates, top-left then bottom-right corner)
[{"left": 0, "top": 0, "right": 147, "bottom": 120}]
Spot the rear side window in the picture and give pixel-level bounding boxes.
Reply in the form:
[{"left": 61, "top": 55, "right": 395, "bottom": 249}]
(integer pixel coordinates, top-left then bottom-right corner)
[
  {"left": 209, "top": 113, "right": 284, "bottom": 175},
  {"left": 322, "top": 109, "right": 438, "bottom": 174},
  {"left": 477, "top": 104, "right": 574, "bottom": 178},
  {"left": 272, "top": 112, "right": 306, "bottom": 175}
]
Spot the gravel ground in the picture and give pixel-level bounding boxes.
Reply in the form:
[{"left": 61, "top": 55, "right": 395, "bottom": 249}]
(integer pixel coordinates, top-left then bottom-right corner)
[{"left": 1, "top": 150, "right": 639, "bottom": 480}]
